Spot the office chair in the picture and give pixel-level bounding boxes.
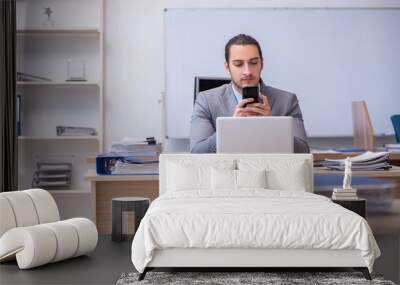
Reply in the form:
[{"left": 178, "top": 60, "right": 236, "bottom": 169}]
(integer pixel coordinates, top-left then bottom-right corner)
[
  {"left": 391, "top": 115, "right": 400, "bottom": 142},
  {"left": 193, "top": 77, "right": 230, "bottom": 104}
]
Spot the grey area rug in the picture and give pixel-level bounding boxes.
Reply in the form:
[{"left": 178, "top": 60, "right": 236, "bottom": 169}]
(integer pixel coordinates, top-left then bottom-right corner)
[{"left": 116, "top": 272, "right": 396, "bottom": 285}]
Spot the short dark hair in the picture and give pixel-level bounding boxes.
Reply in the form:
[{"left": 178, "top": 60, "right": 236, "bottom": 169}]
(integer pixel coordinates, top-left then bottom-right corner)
[{"left": 224, "top": 34, "right": 263, "bottom": 62}]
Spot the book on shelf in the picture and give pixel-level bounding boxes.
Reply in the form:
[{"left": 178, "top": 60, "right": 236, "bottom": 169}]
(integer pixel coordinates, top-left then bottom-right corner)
[
  {"left": 332, "top": 191, "right": 358, "bottom": 195},
  {"left": 332, "top": 195, "right": 359, "bottom": 200},
  {"left": 333, "top": 188, "right": 357, "bottom": 194},
  {"left": 56, "top": 126, "right": 96, "bottom": 136},
  {"left": 332, "top": 187, "right": 358, "bottom": 200}
]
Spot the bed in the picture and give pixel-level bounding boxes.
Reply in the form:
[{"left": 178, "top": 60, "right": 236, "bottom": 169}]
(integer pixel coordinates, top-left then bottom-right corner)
[{"left": 131, "top": 154, "right": 380, "bottom": 280}]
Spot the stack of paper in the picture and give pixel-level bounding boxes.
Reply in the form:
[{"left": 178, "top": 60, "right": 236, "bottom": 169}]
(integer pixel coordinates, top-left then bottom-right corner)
[
  {"left": 97, "top": 137, "right": 161, "bottom": 175},
  {"left": 323, "top": 151, "right": 391, "bottom": 171},
  {"left": 111, "top": 159, "right": 158, "bottom": 175},
  {"left": 332, "top": 188, "right": 358, "bottom": 200},
  {"left": 385, "top": 143, "right": 400, "bottom": 153},
  {"left": 110, "top": 137, "right": 161, "bottom": 156}
]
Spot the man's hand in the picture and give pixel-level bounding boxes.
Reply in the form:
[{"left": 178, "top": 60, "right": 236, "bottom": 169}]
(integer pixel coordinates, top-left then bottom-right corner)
[
  {"left": 233, "top": 94, "right": 272, "bottom": 117},
  {"left": 233, "top": 98, "right": 254, "bottom": 117}
]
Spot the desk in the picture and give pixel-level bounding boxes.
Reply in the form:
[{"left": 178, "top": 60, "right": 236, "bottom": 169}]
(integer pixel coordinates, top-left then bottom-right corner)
[
  {"left": 314, "top": 166, "right": 400, "bottom": 178},
  {"left": 85, "top": 170, "right": 158, "bottom": 234},
  {"left": 87, "top": 153, "right": 400, "bottom": 166},
  {"left": 314, "top": 166, "right": 400, "bottom": 235},
  {"left": 86, "top": 167, "right": 400, "bottom": 235},
  {"left": 314, "top": 166, "right": 400, "bottom": 200},
  {"left": 312, "top": 152, "right": 400, "bottom": 166},
  {"left": 336, "top": 167, "right": 400, "bottom": 283}
]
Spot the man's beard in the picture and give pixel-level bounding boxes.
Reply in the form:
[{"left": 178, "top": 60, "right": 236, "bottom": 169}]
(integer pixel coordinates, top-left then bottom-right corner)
[
  {"left": 231, "top": 78, "right": 243, "bottom": 93},
  {"left": 231, "top": 77, "right": 260, "bottom": 93}
]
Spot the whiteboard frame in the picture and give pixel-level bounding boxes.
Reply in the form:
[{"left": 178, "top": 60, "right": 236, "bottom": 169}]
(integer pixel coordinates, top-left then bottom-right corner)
[{"left": 163, "top": 6, "right": 400, "bottom": 139}]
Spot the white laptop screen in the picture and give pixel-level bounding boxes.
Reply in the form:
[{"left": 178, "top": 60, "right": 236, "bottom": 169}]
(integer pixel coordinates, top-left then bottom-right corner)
[{"left": 216, "top": 117, "right": 294, "bottom": 153}]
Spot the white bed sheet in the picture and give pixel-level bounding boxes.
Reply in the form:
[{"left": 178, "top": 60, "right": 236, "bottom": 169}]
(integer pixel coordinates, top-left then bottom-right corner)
[{"left": 131, "top": 190, "right": 380, "bottom": 273}]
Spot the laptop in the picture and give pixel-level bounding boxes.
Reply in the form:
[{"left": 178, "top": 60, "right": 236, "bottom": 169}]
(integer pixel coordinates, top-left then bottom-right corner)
[{"left": 216, "top": 117, "right": 294, "bottom": 153}]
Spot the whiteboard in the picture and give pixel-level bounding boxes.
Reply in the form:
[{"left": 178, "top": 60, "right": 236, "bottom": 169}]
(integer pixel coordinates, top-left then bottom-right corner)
[{"left": 164, "top": 8, "right": 400, "bottom": 138}]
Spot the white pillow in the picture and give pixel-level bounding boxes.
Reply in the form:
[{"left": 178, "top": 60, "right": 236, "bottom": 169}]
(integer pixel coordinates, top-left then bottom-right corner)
[
  {"left": 166, "top": 159, "right": 235, "bottom": 192},
  {"left": 211, "top": 168, "right": 236, "bottom": 190},
  {"left": 236, "top": 169, "right": 267, "bottom": 189},
  {"left": 238, "top": 159, "right": 308, "bottom": 191},
  {"left": 211, "top": 168, "right": 267, "bottom": 190}
]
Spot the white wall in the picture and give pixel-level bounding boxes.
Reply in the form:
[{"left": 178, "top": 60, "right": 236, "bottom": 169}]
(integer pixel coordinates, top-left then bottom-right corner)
[{"left": 104, "top": 0, "right": 400, "bottom": 152}]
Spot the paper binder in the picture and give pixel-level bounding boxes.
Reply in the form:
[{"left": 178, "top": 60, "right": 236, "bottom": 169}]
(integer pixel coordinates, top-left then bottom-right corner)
[{"left": 96, "top": 152, "right": 159, "bottom": 175}]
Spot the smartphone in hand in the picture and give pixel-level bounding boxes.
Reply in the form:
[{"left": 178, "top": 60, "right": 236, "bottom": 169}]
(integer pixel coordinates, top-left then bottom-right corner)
[{"left": 242, "top": 86, "right": 259, "bottom": 106}]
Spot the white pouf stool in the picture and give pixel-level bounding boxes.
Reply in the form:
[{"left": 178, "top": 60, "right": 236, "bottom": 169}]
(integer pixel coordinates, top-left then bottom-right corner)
[{"left": 0, "top": 189, "right": 98, "bottom": 269}]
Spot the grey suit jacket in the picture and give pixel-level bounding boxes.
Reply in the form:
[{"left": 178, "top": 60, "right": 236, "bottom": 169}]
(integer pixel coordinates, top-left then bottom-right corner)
[{"left": 190, "top": 81, "right": 310, "bottom": 153}]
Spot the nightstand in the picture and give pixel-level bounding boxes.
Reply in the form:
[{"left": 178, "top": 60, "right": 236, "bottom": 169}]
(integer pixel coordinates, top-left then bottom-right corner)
[
  {"left": 332, "top": 198, "right": 366, "bottom": 218},
  {"left": 112, "top": 197, "right": 150, "bottom": 242}
]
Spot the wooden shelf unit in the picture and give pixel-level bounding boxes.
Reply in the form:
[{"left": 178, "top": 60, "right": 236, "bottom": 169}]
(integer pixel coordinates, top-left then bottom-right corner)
[
  {"left": 17, "top": 81, "right": 100, "bottom": 87},
  {"left": 17, "top": 29, "right": 101, "bottom": 35},
  {"left": 18, "top": 136, "right": 100, "bottom": 141},
  {"left": 16, "top": 0, "right": 104, "bottom": 194}
]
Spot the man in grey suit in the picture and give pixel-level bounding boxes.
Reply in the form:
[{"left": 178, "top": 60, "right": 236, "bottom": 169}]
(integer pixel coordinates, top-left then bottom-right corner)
[{"left": 190, "top": 34, "right": 309, "bottom": 153}]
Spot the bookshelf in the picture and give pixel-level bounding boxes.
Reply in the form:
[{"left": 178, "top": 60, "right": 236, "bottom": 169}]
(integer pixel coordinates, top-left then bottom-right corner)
[
  {"left": 17, "top": 29, "right": 101, "bottom": 35},
  {"left": 16, "top": 0, "right": 104, "bottom": 202},
  {"left": 17, "top": 81, "right": 100, "bottom": 87},
  {"left": 18, "top": 136, "right": 100, "bottom": 141}
]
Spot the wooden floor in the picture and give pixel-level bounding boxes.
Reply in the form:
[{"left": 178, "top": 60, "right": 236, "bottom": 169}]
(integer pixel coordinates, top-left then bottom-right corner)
[{"left": 0, "top": 235, "right": 133, "bottom": 285}]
